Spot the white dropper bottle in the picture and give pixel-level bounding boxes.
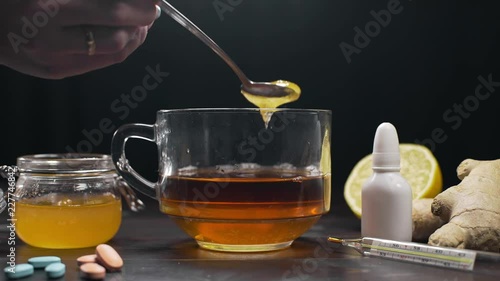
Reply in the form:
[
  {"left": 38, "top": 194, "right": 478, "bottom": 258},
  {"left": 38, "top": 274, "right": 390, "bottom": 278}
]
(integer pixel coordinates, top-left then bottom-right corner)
[{"left": 361, "top": 122, "right": 413, "bottom": 242}]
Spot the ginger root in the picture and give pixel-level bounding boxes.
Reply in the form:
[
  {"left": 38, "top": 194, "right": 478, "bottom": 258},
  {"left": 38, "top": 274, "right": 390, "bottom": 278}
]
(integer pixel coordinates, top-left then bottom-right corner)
[
  {"left": 412, "top": 159, "right": 500, "bottom": 252},
  {"left": 412, "top": 198, "right": 444, "bottom": 242}
]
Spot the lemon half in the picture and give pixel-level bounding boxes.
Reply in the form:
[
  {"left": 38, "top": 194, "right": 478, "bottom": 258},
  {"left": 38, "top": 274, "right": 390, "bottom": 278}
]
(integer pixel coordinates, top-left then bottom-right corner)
[{"left": 344, "top": 143, "right": 442, "bottom": 218}]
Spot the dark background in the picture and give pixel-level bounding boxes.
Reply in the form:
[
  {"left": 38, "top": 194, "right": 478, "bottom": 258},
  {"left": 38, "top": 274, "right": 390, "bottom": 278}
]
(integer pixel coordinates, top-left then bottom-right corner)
[{"left": 1, "top": 0, "right": 499, "bottom": 210}]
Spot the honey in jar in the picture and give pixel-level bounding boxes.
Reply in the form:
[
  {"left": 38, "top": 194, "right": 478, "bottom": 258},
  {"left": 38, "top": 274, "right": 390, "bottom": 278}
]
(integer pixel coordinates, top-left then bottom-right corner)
[{"left": 12, "top": 154, "right": 123, "bottom": 249}]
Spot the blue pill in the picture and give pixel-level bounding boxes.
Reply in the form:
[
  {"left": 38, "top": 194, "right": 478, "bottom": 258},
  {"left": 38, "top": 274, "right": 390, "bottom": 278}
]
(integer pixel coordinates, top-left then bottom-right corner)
[
  {"left": 45, "top": 262, "right": 65, "bottom": 279},
  {"left": 28, "top": 256, "right": 61, "bottom": 268},
  {"left": 4, "top": 263, "right": 34, "bottom": 279}
]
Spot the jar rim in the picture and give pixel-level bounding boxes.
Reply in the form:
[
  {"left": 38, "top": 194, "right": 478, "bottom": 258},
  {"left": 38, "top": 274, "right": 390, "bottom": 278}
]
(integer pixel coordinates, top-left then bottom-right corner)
[{"left": 17, "top": 153, "right": 115, "bottom": 174}]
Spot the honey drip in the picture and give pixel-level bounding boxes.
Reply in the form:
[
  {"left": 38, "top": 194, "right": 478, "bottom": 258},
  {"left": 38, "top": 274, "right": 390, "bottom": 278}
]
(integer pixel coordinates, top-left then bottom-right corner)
[{"left": 241, "top": 80, "right": 301, "bottom": 127}]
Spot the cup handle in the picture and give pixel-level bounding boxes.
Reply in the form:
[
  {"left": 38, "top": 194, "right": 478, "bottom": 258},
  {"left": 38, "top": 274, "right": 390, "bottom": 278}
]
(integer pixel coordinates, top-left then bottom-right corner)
[{"left": 111, "top": 123, "right": 157, "bottom": 199}]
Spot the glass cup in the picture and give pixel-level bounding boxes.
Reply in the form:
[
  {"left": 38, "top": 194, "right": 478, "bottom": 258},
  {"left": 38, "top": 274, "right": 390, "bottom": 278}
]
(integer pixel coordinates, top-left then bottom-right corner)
[{"left": 111, "top": 108, "right": 331, "bottom": 252}]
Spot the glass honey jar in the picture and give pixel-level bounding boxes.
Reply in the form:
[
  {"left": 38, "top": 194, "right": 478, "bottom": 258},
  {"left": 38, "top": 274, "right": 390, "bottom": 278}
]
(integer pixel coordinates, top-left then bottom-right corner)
[{"left": 6, "top": 154, "right": 129, "bottom": 249}]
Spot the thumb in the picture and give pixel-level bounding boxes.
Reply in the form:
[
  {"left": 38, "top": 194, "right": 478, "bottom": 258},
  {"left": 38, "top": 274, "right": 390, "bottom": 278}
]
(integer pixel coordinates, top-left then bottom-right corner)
[{"left": 149, "top": 5, "right": 161, "bottom": 29}]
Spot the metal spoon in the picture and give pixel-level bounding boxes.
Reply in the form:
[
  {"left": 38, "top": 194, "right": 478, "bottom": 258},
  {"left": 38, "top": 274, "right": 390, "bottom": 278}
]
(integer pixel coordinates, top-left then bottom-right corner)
[{"left": 158, "top": 0, "right": 293, "bottom": 97}]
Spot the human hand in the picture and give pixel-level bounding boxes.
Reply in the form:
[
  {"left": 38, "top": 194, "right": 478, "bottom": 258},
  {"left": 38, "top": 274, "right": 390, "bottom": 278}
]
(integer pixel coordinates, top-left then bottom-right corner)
[{"left": 0, "top": 0, "right": 160, "bottom": 79}]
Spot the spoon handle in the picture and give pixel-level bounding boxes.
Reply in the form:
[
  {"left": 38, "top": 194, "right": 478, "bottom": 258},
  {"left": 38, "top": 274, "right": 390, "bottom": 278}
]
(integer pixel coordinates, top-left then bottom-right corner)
[{"left": 158, "top": 0, "right": 250, "bottom": 86}]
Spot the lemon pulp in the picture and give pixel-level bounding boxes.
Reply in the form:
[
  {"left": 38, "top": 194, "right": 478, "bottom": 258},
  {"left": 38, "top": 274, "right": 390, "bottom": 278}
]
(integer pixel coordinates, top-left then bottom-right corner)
[{"left": 344, "top": 143, "right": 443, "bottom": 218}]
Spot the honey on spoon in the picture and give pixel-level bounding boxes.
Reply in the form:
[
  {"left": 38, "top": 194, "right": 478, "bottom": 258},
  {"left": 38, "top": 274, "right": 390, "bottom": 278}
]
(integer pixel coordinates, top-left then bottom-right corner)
[
  {"left": 159, "top": 1, "right": 301, "bottom": 123},
  {"left": 241, "top": 80, "right": 301, "bottom": 125}
]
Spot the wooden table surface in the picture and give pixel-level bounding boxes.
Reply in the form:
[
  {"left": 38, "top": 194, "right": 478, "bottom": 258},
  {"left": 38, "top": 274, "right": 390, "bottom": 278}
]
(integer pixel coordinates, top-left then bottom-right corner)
[{"left": 1, "top": 201, "right": 499, "bottom": 281}]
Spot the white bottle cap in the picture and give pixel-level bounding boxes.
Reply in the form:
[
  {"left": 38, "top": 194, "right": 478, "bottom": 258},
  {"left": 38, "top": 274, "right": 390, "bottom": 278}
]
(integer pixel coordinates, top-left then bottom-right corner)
[{"left": 372, "top": 122, "right": 401, "bottom": 171}]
